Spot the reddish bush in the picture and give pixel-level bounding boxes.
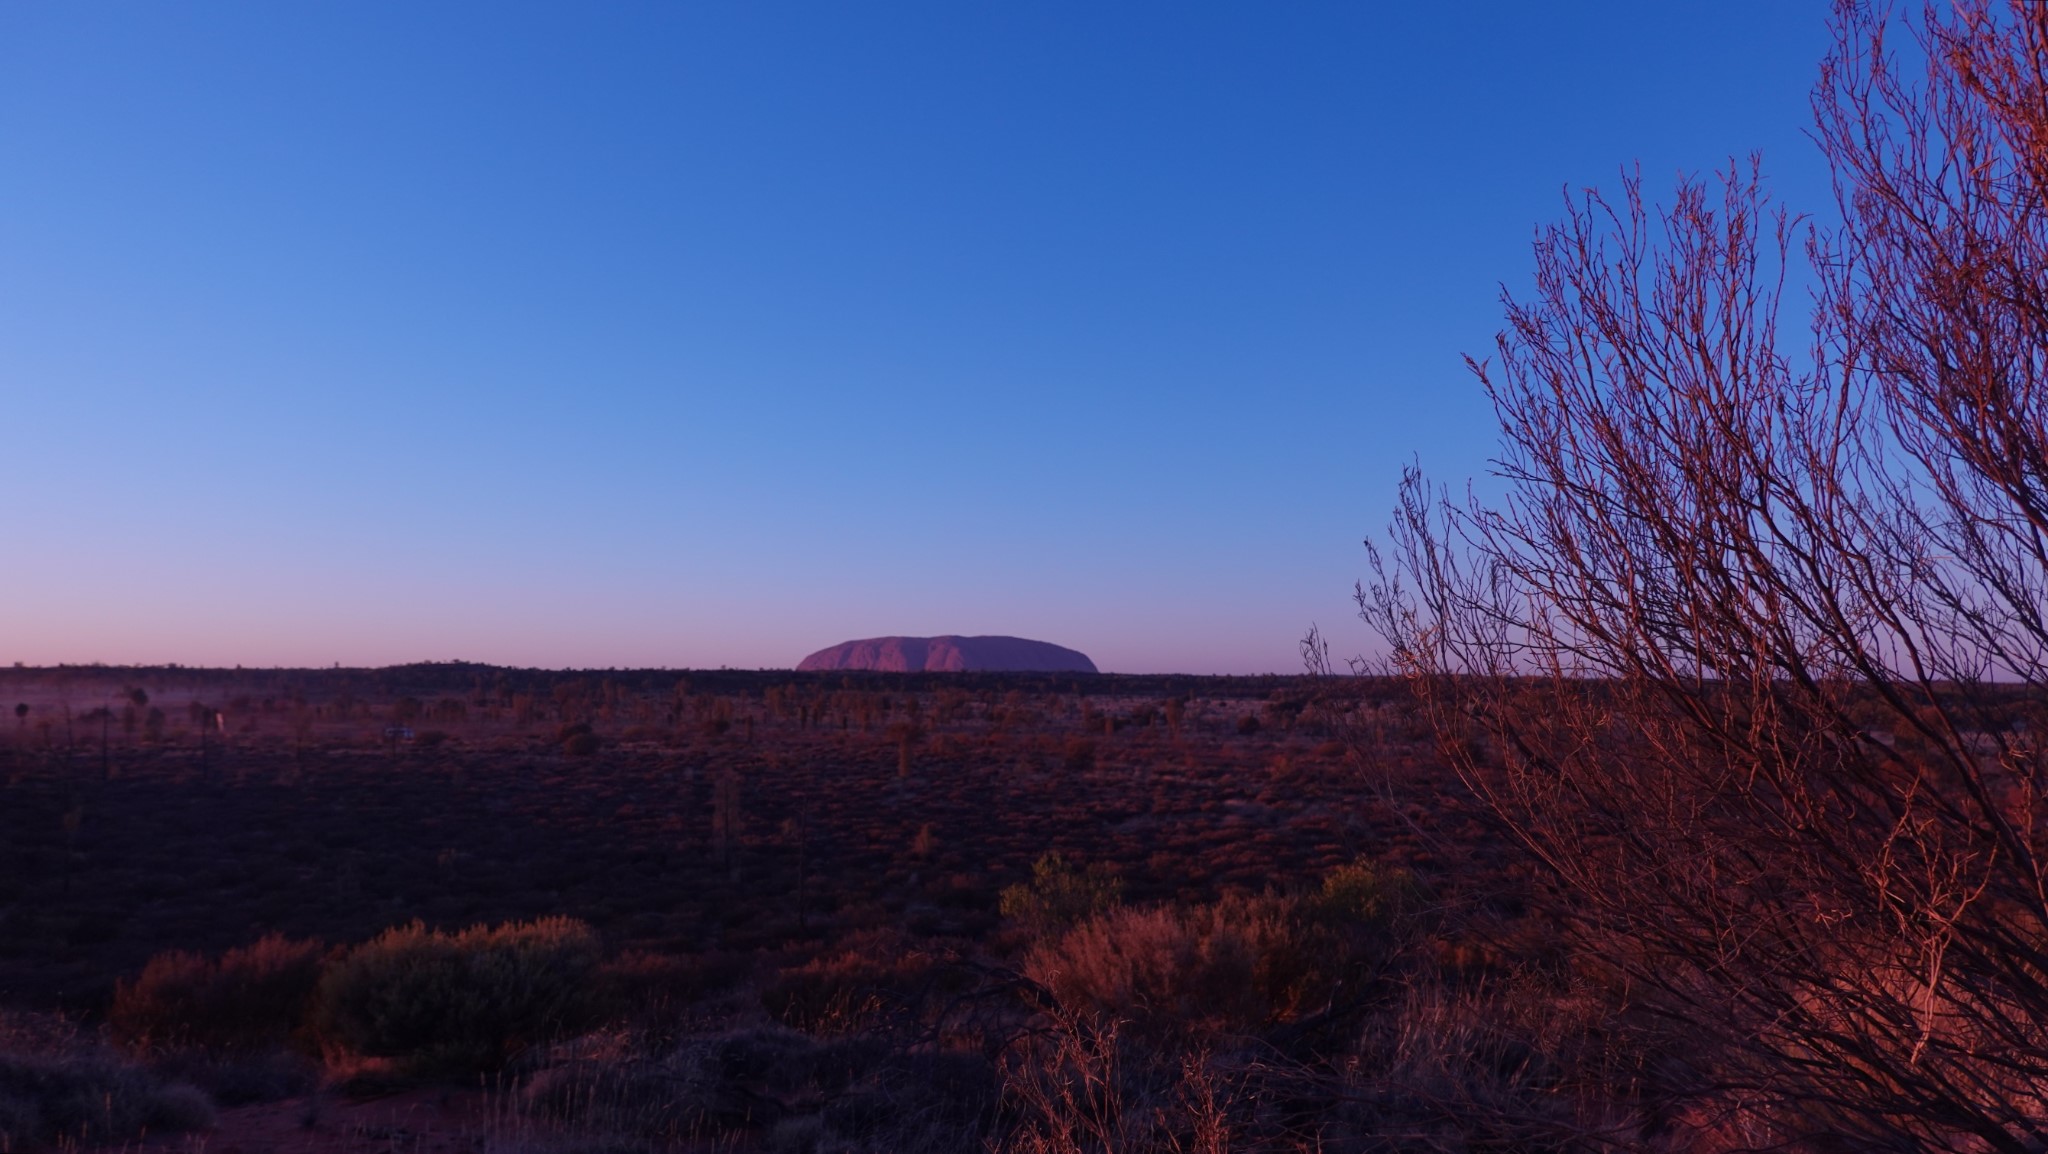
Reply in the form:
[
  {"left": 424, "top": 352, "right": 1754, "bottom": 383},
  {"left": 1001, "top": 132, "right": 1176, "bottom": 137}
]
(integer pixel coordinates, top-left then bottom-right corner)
[
  {"left": 1025, "top": 894, "right": 1311, "bottom": 1038},
  {"left": 110, "top": 935, "right": 326, "bottom": 1054},
  {"left": 1025, "top": 870, "right": 1413, "bottom": 1041}
]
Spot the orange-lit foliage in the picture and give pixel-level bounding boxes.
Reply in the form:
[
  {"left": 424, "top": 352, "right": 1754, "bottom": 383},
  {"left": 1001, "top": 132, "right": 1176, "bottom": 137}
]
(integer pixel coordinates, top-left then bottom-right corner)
[{"left": 109, "top": 934, "right": 325, "bottom": 1054}]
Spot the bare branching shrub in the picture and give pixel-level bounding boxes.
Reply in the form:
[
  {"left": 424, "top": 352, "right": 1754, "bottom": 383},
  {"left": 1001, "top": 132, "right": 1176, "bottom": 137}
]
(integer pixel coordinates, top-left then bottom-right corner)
[
  {"left": 1360, "top": 2, "right": 2048, "bottom": 1146},
  {"left": 998, "top": 1012, "right": 1177, "bottom": 1154}
]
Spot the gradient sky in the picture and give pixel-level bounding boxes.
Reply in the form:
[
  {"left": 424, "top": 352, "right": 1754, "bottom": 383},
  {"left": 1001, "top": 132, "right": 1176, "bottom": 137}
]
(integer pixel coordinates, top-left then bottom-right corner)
[{"left": 0, "top": 2, "right": 1836, "bottom": 673}]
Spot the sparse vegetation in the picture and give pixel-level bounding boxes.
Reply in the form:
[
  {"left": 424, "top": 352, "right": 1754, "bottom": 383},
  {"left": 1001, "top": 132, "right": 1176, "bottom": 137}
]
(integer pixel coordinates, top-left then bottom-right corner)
[
  {"left": 8, "top": 10, "right": 2045, "bottom": 1145},
  {"left": 0, "top": 663, "right": 1538, "bottom": 1151},
  {"left": 311, "top": 917, "right": 605, "bottom": 1074},
  {"left": 0, "top": 1011, "right": 214, "bottom": 1149}
]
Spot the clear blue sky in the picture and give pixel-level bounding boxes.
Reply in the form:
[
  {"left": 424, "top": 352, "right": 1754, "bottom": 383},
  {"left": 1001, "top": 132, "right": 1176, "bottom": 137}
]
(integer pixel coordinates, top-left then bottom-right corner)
[{"left": 0, "top": 2, "right": 1835, "bottom": 673}]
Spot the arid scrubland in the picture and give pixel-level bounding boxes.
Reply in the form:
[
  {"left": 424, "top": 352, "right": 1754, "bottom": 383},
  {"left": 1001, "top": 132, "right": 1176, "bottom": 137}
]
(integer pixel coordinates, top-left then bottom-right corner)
[
  {"left": 10, "top": 1, "right": 2048, "bottom": 1150},
  {"left": 0, "top": 664, "right": 1622, "bottom": 1152}
]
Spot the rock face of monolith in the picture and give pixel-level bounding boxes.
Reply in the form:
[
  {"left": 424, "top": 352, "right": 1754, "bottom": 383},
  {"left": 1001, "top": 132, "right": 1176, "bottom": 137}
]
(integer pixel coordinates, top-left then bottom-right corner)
[{"left": 796, "top": 635, "right": 1097, "bottom": 674}]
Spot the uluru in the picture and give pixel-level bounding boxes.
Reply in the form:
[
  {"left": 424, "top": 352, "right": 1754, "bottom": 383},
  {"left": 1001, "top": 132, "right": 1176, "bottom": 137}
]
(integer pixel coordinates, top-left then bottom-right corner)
[{"left": 797, "top": 635, "right": 1098, "bottom": 674}]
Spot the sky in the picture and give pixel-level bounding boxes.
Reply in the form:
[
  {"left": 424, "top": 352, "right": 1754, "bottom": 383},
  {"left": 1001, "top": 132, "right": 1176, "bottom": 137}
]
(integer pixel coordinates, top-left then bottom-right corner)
[{"left": 0, "top": 2, "right": 1838, "bottom": 673}]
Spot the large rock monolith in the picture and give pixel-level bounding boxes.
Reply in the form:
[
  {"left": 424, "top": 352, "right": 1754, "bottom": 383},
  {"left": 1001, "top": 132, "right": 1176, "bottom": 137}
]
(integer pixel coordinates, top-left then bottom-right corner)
[{"left": 796, "top": 635, "right": 1097, "bottom": 673}]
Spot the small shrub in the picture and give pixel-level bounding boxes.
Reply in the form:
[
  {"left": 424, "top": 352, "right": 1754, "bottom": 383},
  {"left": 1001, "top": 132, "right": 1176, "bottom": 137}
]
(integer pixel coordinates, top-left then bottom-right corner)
[
  {"left": 0, "top": 1040, "right": 214, "bottom": 1148},
  {"left": 520, "top": 1035, "right": 750, "bottom": 1141},
  {"left": 312, "top": 917, "right": 604, "bottom": 1073},
  {"left": 1023, "top": 876, "right": 1409, "bottom": 1041},
  {"left": 563, "top": 731, "right": 601, "bottom": 756},
  {"left": 1000, "top": 853, "right": 1123, "bottom": 936},
  {"left": 110, "top": 934, "right": 326, "bottom": 1054},
  {"left": 1307, "top": 860, "right": 1422, "bottom": 930},
  {"left": 1025, "top": 893, "right": 1307, "bottom": 1038}
]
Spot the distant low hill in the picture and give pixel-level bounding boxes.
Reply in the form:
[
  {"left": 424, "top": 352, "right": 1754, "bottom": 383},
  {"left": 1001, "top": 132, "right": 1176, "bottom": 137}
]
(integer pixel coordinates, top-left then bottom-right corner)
[{"left": 797, "top": 635, "right": 1098, "bottom": 674}]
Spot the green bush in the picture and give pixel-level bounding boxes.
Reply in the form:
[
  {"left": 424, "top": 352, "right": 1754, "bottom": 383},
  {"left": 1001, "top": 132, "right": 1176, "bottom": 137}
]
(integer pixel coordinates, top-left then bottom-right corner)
[
  {"left": 110, "top": 934, "right": 326, "bottom": 1054},
  {"left": 312, "top": 917, "right": 604, "bottom": 1073},
  {"left": 1306, "top": 860, "right": 1422, "bottom": 931},
  {"left": 999, "top": 853, "right": 1123, "bottom": 936}
]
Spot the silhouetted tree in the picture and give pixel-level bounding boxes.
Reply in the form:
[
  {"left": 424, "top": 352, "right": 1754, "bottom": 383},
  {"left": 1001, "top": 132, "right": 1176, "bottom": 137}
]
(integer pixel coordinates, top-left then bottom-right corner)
[{"left": 1359, "top": 2, "right": 2048, "bottom": 1147}]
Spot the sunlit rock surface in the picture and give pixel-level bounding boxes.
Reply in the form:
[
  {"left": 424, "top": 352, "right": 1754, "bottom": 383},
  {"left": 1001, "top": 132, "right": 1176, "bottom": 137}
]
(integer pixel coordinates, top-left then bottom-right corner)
[{"left": 797, "top": 635, "right": 1098, "bottom": 673}]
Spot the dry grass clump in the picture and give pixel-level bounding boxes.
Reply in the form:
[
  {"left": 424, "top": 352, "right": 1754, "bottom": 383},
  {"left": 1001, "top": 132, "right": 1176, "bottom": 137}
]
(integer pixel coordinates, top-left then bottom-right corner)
[
  {"left": 597, "top": 949, "right": 751, "bottom": 1029},
  {"left": 998, "top": 1012, "right": 1262, "bottom": 1154},
  {"left": 1025, "top": 895, "right": 1305, "bottom": 1038},
  {"left": 513, "top": 1023, "right": 995, "bottom": 1154},
  {"left": 759, "top": 931, "right": 942, "bottom": 1035},
  {"left": 1329, "top": 978, "right": 1658, "bottom": 1152},
  {"left": 1001, "top": 966, "right": 1654, "bottom": 1153},
  {"left": 1022, "top": 863, "right": 1417, "bottom": 1041},
  {"left": 0, "top": 1011, "right": 214, "bottom": 1150},
  {"left": 313, "top": 916, "right": 605, "bottom": 1074},
  {"left": 998, "top": 860, "right": 1665, "bottom": 1153}
]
